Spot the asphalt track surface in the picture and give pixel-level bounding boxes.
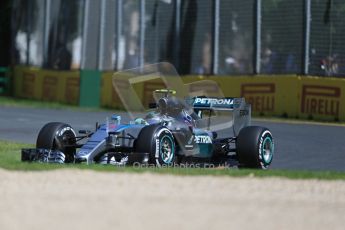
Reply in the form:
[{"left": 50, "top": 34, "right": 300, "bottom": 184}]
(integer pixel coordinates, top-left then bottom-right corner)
[{"left": 0, "top": 105, "right": 344, "bottom": 171}]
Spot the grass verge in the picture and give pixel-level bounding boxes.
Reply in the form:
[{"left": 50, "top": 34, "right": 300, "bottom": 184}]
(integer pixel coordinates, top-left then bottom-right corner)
[
  {"left": 0, "top": 96, "right": 115, "bottom": 112},
  {"left": 0, "top": 96, "right": 78, "bottom": 110},
  {"left": 1, "top": 140, "right": 345, "bottom": 180}
]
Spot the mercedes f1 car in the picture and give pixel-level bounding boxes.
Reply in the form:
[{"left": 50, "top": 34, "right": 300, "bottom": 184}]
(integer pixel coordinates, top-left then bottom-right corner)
[{"left": 22, "top": 89, "right": 274, "bottom": 169}]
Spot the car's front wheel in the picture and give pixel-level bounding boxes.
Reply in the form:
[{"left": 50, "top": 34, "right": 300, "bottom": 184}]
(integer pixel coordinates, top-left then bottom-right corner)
[
  {"left": 36, "top": 122, "right": 77, "bottom": 163},
  {"left": 136, "top": 125, "right": 176, "bottom": 167}
]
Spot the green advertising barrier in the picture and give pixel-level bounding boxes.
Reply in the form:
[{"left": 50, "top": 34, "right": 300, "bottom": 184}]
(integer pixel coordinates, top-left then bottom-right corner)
[
  {"left": 0, "top": 67, "right": 9, "bottom": 95},
  {"left": 79, "top": 70, "right": 101, "bottom": 107}
]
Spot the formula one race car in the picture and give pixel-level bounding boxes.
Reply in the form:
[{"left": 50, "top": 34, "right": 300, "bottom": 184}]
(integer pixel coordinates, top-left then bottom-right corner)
[{"left": 22, "top": 89, "right": 274, "bottom": 169}]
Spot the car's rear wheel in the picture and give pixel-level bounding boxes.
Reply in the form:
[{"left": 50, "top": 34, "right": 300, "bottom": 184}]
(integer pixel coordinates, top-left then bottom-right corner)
[
  {"left": 136, "top": 125, "right": 176, "bottom": 167},
  {"left": 236, "top": 126, "right": 274, "bottom": 169},
  {"left": 36, "top": 122, "right": 77, "bottom": 163}
]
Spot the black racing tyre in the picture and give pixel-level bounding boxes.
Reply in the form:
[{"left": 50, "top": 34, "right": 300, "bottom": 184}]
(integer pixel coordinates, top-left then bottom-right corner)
[
  {"left": 236, "top": 126, "right": 274, "bottom": 169},
  {"left": 36, "top": 122, "right": 77, "bottom": 163},
  {"left": 135, "top": 125, "right": 176, "bottom": 166}
]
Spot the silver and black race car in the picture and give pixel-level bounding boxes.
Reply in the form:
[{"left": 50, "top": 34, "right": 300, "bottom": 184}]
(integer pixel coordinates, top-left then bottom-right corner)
[
  {"left": 22, "top": 63, "right": 274, "bottom": 169},
  {"left": 22, "top": 89, "right": 274, "bottom": 169}
]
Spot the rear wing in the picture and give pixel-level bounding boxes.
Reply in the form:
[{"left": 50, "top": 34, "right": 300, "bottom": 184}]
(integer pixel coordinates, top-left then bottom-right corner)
[
  {"left": 188, "top": 97, "right": 251, "bottom": 136},
  {"left": 191, "top": 97, "right": 243, "bottom": 111}
]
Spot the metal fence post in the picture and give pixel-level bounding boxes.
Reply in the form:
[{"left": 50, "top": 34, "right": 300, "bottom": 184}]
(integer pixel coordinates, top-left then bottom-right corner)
[
  {"left": 173, "top": 0, "right": 181, "bottom": 70},
  {"left": 303, "top": 0, "right": 311, "bottom": 75},
  {"left": 98, "top": 0, "right": 107, "bottom": 70},
  {"left": 139, "top": 0, "right": 145, "bottom": 68},
  {"left": 81, "top": 0, "right": 90, "bottom": 69},
  {"left": 115, "top": 0, "right": 123, "bottom": 70},
  {"left": 212, "top": 0, "right": 220, "bottom": 75},
  {"left": 43, "top": 0, "right": 51, "bottom": 68},
  {"left": 254, "top": 0, "right": 262, "bottom": 74},
  {"left": 26, "top": 0, "right": 32, "bottom": 66}
]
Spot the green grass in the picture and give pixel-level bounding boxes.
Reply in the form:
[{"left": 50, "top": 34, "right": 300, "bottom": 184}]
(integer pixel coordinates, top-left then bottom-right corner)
[
  {"left": 0, "top": 96, "right": 115, "bottom": 112},
  {"left": 0, "top": 96, "right": 77, "bottom": 109},
  {"left": 1, "top": 139, "right": 345, "bottom": 180}
]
